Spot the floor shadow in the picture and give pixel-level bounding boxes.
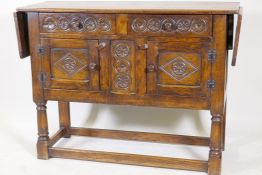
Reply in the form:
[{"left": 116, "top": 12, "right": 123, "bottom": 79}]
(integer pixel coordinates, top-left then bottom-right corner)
[{"left": 83, "top": 104, "right": 208, "bottom": 136}]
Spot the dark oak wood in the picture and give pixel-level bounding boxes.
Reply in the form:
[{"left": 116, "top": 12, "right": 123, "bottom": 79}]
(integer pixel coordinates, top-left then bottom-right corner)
[
  {"left": 49, "top": 147, "right": 208, "bottom": 172},
  {"left": 15, "top": 1, "right": 243, "bottom": 175},
  {"left": 48, "top": 127, "right": 66, "bottom": 147},
  {"left": 58, "top": 102, "right": 71, "bottom": 138},
  {"left": 13, "top": 12, "right": 30, "bottom": 58},
  {"left": 69, "top": 127, "right": 210, "bottom": 146},
  {"left": 232, "top": 7, "right": 243, "bottom": 66}
]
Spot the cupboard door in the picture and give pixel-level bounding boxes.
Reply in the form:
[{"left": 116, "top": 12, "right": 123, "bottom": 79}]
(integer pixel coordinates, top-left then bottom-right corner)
[
  {"left": 41, "top": 39, "right": 99, "bottom": 91},
  {"left": 147, "top": 41, "right": 211, "bottom": 97}
]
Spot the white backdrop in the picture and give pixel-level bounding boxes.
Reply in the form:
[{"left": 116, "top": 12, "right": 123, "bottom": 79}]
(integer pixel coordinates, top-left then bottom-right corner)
[{"left": 1, "top": 0, "right": 262, "bottom": 175}]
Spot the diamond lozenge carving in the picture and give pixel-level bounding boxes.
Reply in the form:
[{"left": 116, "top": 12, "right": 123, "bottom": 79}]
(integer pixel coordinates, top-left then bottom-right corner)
[
  {"left": 54, "top": 53, "right": 87, "bottom": 77},
  {"left": 160, "top": 56, "right": 198, "bottom": 81}
]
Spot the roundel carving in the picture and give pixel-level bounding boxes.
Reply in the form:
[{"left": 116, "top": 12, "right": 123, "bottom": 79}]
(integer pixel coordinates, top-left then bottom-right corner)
[
  {"left": 115, "top": 60, "right": 130, "bottom": 73},
  {"left": 114, "top": 43, "right": 130, "bottom": 58},
  {"left": 98, "top": 18, "right": 112, "bottom": 32},
  {"left": 84, "top": 17, "right": 97, "bottom": 31},
  {"left": 191, "top": 19, "right": 207, "bottom": 33},
  {"left": 147, "top": 18, "right": 161, "bottom": 32},
  {"left": 58, "top": 17, "right": 70, "bottom": 31},
  {"left": 176, "top": 18, "right": 191, "bottom": 32},
  {"left": 115, "top": 74, "right": 130, "bottom": 89},
  {"left": 43, "top": 16, "right": 57, "bottom": 31},
  {"left": 131, "top": 18, "right": 147, "bottom": 32}
]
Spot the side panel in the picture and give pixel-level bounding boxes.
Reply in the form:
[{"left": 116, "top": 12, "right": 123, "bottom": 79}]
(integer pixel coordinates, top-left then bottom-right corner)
[{"left": 27, "top": 12, "right": 43, "bottom": 103}]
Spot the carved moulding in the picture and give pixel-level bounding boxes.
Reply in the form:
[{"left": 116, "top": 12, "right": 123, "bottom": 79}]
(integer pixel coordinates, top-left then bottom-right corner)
[
  {"left": 42, "top": 15, "right": 112, "bottom": 32},
  {"left": 131, "top": 16, "right": 208, "bottom": 33}
]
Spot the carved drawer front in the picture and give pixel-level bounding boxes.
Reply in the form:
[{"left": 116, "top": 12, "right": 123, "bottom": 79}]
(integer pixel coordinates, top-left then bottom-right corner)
[
  {"left": 41, "top": 39, "right": 99, "bottom": 90},
  {"left": 39, "top": 13, "right": 116, "bottom": 34},
  {"left": 128, "top": 15, "right": 212, "bottom": 37},
  {"left": 147, "top": 41, "right": 211, "bottom": 97},
  {"left": 110, "top": 40, "right": 136, "bottom": 94}
]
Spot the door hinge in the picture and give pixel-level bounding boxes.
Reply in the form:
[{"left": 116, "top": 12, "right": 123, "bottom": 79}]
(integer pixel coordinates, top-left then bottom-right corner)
[
  {"left": 207, "top": 79, "right": 215, "bottom": 89},
  {"left": 38, "top": 72, "right": 47, "bottom": 86},
  {"left": 38, "top": 46, "right": 45, "bottom": 55},
  {"left": 208, "top": 50, "right": 216, "bottom": 62}
]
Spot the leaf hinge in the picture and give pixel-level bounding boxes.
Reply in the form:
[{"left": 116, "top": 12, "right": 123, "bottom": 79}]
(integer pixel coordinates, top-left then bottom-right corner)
[
  {"left": 207, "top": 79, "right": 215, "bottom": 89},
  {"left": 38, "top": 72, "right": 47, "bottom": 86},
  {"left": 208, "top": 50, "right": 216, "bottom": 62},
  {"left": 38, "top": 46, "right": 45, "bottom": 55}
]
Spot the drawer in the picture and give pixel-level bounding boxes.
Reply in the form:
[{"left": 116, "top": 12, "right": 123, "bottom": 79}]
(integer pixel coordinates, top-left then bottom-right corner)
[
  {"left": 128, "top": 15, "right": 212, "bottom": 37},
  {"left": 39, "top": 13, "right": 116, "bottom": 34}
]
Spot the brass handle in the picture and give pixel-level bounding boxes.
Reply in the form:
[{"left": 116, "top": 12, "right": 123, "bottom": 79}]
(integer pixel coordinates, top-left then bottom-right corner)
[
  {"left": 89, "top": 62, "right": 98, "bottom": 70},
  {"left": 147, "top": 64, "right": 157, "bottom": 72}
]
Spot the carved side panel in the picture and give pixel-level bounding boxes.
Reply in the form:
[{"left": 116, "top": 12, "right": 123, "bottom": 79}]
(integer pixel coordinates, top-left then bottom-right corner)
[
  {"left": 129, "top": 15, "right": 212, "bottom": 36},
  {"left": 40, "top": 13, "right": 115, "bottom": 34},
  {"left": 111, "top": 40, "right": 135, "bottom": 94}
]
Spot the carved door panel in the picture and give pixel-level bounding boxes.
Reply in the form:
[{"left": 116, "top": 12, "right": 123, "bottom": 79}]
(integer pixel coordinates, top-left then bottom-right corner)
[
  {"left": 41, "top": 39, "right": 99, "bottom": 90},
  {"left": 147, "top": 41, "right": 211, "bottom": 97},
  {"left": 109, "top": 40, "right": 136, "bottom": 94}
]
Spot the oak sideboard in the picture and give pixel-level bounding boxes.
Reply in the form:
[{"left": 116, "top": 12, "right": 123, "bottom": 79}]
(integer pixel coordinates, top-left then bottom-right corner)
[{"left": 14, "top": 1, "right": 243, "bottom": 175}]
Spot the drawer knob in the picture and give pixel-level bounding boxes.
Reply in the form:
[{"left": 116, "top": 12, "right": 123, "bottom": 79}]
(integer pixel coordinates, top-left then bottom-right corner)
[
  {"left": 98, "top": 42, "right": 107, "bottom": 50},
  {"left": 147, "top": 64, "right": 157, "bottom": 72},
  {"left": 89, "top": 62, "right": 98, "bottom": 70},
  {"left": 162, "top": 19, "right": 177, "bottom": 32}
]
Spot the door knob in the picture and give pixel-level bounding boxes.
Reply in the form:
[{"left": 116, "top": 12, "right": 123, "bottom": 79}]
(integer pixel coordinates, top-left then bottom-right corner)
[
  {"left": 98, "top": 42, "right": 107, "bottom": 50},
  {"left": 146, "top": 64, "right": 157, "bottom": 72},
  {"left": 89, "top": 62, "right": 98, "bottom": 70}
]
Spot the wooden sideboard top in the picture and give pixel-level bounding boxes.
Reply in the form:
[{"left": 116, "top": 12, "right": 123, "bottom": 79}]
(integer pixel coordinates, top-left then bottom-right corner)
[{"left": 17, "top": 1, "right": 240, "bottom": 14}]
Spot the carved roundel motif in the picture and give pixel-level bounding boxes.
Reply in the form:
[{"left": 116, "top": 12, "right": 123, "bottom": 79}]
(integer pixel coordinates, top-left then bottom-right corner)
[
  {"left": 114, "top": 43, "right": 130, "bottom": 58},
  {"left": 84, "top": 17, "right": 97, "bottom": 31},
  {"left": 58, "top": 17, "right": 70, "bottom": 31},
  {"left": 147, "top": 18, "right": 161, "bottom": 32},
  {"left": 131, "top": 18, "right": 147, "bottom": 32},
  {"left": 70, "top": 16, "right": 84, "bottom": 32},
  {"left": 115, "top": 59, "right": 130, "bottom": 73},
  {"left": 177, "top": 18, "right": 192, "bottom": 32},
  {"left": 43, "top": 16, "right": 57, "bottom": 31},
  {"left": 98, "top": 18, "right": 111, "bottom": 32},
  {"left": 115, "top": 74, "right": 130, "bottom": 89},
  {"left": 62, "top": 57, "right": 77, "bottom": 71},
  {"left": 191, "top": 19, "right": 207, "bottom": 33},
  {"left": 171, "top": 59, "right": 187, "bottom": 75}
]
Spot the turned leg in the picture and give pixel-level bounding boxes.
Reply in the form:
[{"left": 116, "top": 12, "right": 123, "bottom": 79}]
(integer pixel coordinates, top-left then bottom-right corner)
[
  {"left": 58, "top": 101, "right": 71, "bottom": 138},
  {"left": 36, "top": 102, "right": 49, "bottom": 159},
  {"left": 208, "top": 114, "right": 222, "bottom": 175},
  {"left": 221, "top": 104, "right": 227, "bottom": 151}
]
